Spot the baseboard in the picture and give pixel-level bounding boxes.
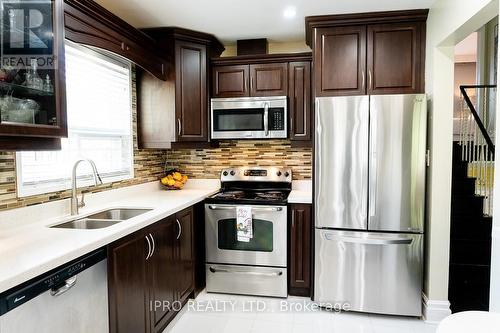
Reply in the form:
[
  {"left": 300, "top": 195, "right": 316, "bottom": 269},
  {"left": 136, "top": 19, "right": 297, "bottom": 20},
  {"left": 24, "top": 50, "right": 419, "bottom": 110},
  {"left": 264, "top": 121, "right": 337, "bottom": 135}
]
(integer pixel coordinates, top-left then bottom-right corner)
[{"left": 422, "top": 293, "right": 452, "bottom": 324}]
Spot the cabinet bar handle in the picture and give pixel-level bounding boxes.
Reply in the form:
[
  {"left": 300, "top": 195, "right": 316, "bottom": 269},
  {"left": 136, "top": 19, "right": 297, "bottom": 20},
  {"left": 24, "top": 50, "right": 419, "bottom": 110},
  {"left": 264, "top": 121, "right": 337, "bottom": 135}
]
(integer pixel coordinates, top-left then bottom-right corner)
[
  {"left": 145, "top": 235, "right": 152, "bottom": 260},
  {"left": 177, "top": 118, "right": 181, "bottom": 136},
  {"left": 149, "top": 233, "right": 155, "bottom": 258},
  {"left": 362, "top": 70, "right": 365, "bottom": 90},
  {"left": 368, "top": 70, "right": 373, "bottom": 90},
  {"left": 176, "top": 219, "right": 182, "bottom": 240}
]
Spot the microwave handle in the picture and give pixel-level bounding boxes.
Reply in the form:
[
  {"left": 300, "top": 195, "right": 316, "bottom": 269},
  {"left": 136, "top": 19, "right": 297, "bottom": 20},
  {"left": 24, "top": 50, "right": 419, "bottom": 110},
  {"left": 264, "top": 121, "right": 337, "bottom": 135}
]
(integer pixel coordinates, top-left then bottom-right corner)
[{"left": 264, "top": 102, "right": 269, "bottom": 136}]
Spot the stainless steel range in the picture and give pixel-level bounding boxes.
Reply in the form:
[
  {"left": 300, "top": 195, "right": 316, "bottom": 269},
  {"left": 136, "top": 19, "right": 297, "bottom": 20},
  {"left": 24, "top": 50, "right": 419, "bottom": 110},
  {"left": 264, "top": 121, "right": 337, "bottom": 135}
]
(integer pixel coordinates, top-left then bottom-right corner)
[{"left": 205, "top": 167, "right": 291, "bottom": 298}]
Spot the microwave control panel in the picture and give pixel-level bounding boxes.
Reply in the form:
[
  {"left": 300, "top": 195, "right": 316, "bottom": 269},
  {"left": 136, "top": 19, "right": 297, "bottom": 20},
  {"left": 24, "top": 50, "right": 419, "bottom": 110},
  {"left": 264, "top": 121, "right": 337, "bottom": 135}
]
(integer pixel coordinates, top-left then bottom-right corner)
[{"left": 269, "top": 108, "right": 285, "bottom": 131}]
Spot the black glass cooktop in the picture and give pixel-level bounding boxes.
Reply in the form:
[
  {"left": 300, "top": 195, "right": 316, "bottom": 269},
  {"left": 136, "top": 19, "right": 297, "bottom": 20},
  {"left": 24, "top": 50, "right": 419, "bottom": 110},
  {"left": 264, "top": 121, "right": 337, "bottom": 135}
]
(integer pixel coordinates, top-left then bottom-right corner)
[{"left": 206, "top": 189, "right": 290, "bottom": 205}]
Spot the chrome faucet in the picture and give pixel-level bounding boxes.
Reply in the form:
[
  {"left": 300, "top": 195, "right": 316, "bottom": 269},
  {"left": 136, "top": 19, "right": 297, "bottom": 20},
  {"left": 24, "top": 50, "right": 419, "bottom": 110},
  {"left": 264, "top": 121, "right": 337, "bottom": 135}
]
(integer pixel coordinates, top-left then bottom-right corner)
[{"left": 70, "top": 159, "right": 103, "bottom": 215}]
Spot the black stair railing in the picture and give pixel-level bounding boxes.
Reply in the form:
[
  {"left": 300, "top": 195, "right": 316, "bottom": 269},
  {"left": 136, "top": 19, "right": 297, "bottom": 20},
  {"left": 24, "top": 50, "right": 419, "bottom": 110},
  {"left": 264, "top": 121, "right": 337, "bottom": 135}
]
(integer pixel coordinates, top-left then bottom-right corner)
[{"left": 458, "top": 85, "right": 496, "bottom": 216}]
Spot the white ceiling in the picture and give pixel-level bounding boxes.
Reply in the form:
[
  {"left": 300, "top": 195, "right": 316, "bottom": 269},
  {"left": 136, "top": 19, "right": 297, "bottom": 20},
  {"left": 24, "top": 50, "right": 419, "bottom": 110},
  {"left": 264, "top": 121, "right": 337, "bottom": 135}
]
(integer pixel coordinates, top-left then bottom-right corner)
[
  {"left": 95, "top": 0, "right": 436, "bottom": 44},
  {"left": 455, "top": 32, "right": 478, "bottom": 58}
]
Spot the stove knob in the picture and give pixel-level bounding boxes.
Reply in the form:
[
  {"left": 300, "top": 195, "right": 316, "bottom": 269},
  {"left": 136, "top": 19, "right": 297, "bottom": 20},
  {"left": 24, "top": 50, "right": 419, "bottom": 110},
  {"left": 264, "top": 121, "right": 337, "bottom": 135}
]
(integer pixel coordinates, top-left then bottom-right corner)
[
  {"left": 276, "top": 171, "right": 282, "bottom": 177},
  {"left": 230, "top": 170, "right": 235, "bottom": 176},
  {"left": 223, "top": 171, "right": 228, "bottom": 176},
  {"left": 284, "top": 172, "right": 290, "bottom": 177}
]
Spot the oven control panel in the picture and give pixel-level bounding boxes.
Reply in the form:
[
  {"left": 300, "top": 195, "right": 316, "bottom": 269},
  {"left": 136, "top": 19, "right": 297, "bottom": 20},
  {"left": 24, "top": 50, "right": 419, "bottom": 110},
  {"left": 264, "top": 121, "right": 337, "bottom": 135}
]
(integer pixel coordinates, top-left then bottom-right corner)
[{"left": 220, "top": 167, "right": 292, "bottom": 182}]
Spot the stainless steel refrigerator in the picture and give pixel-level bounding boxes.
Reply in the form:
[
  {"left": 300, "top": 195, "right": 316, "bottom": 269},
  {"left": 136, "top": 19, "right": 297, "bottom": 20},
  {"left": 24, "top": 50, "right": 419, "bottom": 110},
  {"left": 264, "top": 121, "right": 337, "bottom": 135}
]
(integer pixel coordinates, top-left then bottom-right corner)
[{"left": 314, "top": 94, "right": 427, "bottom": 317}]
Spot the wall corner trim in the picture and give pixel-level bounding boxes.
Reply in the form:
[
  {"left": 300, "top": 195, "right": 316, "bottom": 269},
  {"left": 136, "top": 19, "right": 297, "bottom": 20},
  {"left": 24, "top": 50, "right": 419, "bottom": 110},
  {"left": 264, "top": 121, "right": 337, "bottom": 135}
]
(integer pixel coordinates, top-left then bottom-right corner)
[{"left": 422, "top": 292, "right": 452, "bottom": 324}]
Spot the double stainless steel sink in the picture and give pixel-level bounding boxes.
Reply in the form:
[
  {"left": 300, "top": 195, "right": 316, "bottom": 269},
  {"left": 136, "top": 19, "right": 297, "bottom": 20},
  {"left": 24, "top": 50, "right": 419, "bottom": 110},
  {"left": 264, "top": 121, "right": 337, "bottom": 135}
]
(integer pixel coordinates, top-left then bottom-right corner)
[{"left": 51, "top": 208, "right": 152, "bottom": 230}]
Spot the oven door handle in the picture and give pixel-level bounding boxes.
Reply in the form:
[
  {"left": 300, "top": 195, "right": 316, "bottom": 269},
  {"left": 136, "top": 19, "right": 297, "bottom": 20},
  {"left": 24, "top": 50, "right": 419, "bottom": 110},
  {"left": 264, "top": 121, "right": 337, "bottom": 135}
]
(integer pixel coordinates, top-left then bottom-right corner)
[
  {"left": 208, "top": 205, "right": 283, "bottom": 212},
  {"left": 209, "top": 266, "right": 283, "bottom": 277}
]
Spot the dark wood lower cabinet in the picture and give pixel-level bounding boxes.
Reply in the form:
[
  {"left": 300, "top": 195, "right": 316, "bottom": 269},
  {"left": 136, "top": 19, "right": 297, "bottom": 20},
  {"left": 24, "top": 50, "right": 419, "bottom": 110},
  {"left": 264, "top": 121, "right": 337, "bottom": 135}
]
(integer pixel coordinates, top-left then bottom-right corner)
[
  {"left": 108, "top": 231, "right": 150, "bottom": 333},
  {"left": 288, "top": 203, "right": 312, "bottom": 297},
  {"left": 175, "top": 207, "right": 195, "bottom": 304},
  {"left": 148, "top": 216, "right": 177, "bottom": 332},
  {"left": 108, "top": 206, "right": 195, "bottom": 333}
]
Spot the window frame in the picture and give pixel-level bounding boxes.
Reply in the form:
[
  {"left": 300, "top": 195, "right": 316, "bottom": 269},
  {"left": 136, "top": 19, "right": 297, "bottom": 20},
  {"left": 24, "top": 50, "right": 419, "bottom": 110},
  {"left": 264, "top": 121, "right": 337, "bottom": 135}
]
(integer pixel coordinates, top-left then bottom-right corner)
[{"left": 16, "top": 41, "right": 135, "bottom": 198}]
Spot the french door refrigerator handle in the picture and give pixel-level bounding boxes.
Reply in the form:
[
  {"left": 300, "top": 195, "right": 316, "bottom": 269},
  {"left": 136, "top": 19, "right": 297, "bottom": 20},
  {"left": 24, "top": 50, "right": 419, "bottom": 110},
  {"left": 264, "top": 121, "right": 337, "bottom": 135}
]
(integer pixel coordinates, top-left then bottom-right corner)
[
  {"left": 369, "top": 101, "right": 378, "bottom": 218},
  {"left": 208, "top": 205, "right": 283, "bottom": 212},
  {"left": 323, "top": 233, "right": 413, "bottom": 245},
  {"left": 314, "top": 98, "right": 321, "bottom": 208}
]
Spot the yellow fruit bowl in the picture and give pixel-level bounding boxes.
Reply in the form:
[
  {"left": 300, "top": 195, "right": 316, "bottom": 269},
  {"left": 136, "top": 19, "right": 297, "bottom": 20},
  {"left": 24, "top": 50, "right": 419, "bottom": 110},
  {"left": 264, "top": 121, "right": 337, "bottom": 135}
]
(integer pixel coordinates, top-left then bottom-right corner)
[{"left": 160, "top": 169, "right": 188, "bottom": 190}]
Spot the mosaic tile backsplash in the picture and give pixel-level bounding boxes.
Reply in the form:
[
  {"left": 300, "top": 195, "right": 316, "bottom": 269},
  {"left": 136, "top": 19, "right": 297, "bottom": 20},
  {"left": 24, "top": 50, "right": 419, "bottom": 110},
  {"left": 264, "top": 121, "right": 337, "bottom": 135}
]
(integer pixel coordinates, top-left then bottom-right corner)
[
  {"left": 167, "top": 140, "right": 312, "bottom": 180},
  {"left": 0, "top": 69, "right": 167, "bottom": 211},
  {"left": 0, "top": 69, "right": 312, "bottom": 212}
]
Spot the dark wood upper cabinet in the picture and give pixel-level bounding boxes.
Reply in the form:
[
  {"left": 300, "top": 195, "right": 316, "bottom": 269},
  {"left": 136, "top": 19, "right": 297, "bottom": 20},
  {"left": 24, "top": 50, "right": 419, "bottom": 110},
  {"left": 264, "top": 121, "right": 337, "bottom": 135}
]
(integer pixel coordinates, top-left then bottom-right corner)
[
  {"left": 64, "top": 0, "right": 166, "bottom": 80},
  {"left": 108, "top": 231, "right": 149, "bottom": 333},
  {"left": 367, "top": 22, "right": 424, "bottom": 94},
  {"left": 314, "top": 26, "right": 367, "bottom": 96},
  {"left": 288, "top": 203, "right": 312, "bottom": 297},
  {"left": 212, "top": 65, "right": 249, "bottom": 98},
  {"left": 249, "top": 63, "right": 288, "bottom": 96},
  {"left": 306, "top": 9, "right": 428, "bottom": 96},
  {"left": 138, "top": 28, "right": 224, "bottom": 148},
  {"left": 0, "top": 0, "right": 66, "bottom": 149},
  {"left": 175, "top": 40, "right": 208, "bottom": 142},
  {"left": 289, "top": 62, "right": 312, "bottom": 143}
]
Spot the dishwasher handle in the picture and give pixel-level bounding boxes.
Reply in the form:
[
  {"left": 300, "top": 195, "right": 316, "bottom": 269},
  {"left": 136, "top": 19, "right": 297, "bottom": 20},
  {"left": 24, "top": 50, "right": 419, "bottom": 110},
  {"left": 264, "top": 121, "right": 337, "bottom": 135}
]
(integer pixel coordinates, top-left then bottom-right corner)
[{"left": 50, "top": 276, "right": 77, "bottom": 297}]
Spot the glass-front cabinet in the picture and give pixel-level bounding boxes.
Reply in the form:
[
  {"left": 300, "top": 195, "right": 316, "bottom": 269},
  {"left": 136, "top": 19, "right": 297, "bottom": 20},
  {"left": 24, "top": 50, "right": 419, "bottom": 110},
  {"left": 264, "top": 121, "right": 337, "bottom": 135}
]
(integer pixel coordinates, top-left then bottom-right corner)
[{"left": 0, "top": 0, "right": 66, "bottom": 139}]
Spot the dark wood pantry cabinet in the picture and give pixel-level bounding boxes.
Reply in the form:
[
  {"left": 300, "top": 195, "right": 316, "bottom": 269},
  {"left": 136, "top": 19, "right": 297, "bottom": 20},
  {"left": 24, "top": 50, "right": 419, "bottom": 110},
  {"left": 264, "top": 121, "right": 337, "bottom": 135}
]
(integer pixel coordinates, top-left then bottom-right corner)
[
  {"left": 108, "top": 207, "right": 195, "bottom": 333},
  {"left": 306, "top": 9, "right": 428, "bottom": 96},
  {"left": 288, "top": 203, "right": 312, "bottom": 297},
  {"left": 288, "top": 62, "right": 312, "bottom": 143}
]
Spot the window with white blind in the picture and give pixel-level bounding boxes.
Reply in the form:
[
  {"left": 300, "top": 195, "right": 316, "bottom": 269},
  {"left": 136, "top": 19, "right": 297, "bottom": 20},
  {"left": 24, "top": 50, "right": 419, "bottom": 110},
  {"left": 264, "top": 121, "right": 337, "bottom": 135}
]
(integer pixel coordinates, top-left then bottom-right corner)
[{"left": 16, "top": 42, "right": 134, "bottom": 197}]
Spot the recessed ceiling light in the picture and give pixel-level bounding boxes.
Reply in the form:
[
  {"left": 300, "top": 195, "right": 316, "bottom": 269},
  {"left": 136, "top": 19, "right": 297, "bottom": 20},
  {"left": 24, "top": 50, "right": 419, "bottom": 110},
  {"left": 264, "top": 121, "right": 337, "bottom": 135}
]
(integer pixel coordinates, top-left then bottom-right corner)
[{"left": 283, "top": 6, "right": 296, "bottom": 19}]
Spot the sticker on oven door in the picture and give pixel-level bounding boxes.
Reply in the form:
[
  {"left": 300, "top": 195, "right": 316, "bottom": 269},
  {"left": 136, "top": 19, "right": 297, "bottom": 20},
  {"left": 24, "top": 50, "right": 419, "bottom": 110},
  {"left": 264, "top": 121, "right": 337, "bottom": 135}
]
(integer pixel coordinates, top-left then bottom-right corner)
[{"left": 236, "top": 206, "right": 253, "bottom": 242}]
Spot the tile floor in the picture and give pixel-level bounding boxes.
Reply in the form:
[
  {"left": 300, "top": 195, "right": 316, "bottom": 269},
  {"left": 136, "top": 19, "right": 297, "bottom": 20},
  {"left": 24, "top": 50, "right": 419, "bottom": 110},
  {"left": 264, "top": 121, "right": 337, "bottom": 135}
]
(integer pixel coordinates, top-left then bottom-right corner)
[{"left": 163, "top": 291, "right": 437, "bottom": 333}]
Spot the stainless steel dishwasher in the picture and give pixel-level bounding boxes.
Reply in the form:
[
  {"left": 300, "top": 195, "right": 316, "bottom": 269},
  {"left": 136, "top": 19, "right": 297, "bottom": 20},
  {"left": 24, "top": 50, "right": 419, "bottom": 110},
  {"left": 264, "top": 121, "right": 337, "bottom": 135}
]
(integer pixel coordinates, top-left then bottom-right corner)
[{"left": 0, "top": 249, "right": 108, "bottom": 333}]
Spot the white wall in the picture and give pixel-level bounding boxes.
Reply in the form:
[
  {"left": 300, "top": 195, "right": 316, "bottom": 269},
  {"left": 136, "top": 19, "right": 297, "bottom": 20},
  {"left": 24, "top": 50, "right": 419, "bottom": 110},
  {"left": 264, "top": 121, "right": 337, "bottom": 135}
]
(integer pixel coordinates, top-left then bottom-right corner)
[
  {"left": 221, "top": 41, "right": 311, "bottom": 57},
  {"left": 424, "top": 0, "right": 498, "bottom": 319}
]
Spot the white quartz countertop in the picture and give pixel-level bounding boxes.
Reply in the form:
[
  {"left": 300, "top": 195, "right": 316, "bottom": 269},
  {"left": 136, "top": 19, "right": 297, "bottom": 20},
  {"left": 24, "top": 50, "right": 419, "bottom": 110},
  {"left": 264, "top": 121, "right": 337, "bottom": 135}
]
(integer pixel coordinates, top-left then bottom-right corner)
[
  {"left": 0, "top": 180, "right": 219, "bottom": 294},
  {"left": 288, "top": 180, "right": 313, "bottom": 204},
  {"left": 0, "top": 178, "right": 312, "bottom": 293}
]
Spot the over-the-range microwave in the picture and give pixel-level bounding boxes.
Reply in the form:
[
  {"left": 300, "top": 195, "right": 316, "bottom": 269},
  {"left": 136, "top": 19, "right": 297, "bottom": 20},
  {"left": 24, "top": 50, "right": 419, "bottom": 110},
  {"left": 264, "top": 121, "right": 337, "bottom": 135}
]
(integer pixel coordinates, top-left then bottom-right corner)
[{"left": 210, "top": 96, "right": 287, "bottom": 139}]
